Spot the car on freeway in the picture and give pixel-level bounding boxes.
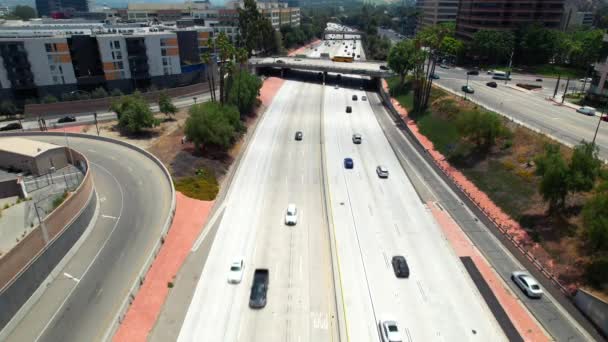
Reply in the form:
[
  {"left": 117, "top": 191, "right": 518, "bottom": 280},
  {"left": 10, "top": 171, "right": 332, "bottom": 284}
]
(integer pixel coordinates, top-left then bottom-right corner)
[
  {"left": 362, "top": 95, "right": 367, "bottom": 101},
  {"left": 376, "top": 165, "right": 389, "bottom": 178},
  {"left": 379, "top": 65, "right": 389, "bottom": 70},
  {"left": 0, "top": 122, "right": 22, "bottom": 131},
  {"left": 580, "top": 77, "right": 592, "bottom": 82},
  {"left": 378, "top": 319, "right": 402, "bottom": 342},
  {"left": 276, "top": 59, "right": 284, "bottom": 64},
  {"left": 430, "top": 73, "right": 440, "bottom": 80},
  {"left": 462, "top": 85, "right": 474, "bottom": 94},
  {"left": 486, "top": 81, "right": 497, "bottom": 88},
  {"left": 285, "top": 204, "right": 298, "bottom": 226},
  {"left": 352, "top": 134, "right": 362, "bottom": 144},
  {"left": 335, "top": 85, "right": 339, "bottom": 89},
  {"left": 357, "top": 54, "right": 360, "bottom": 58},
  {"left": 294, "top": 58, "right": 301, "bottom": 61},
  {"left": 536, "top": 78, "right": 543, "bottom": 82},
  {"left": 344, "top": 157, "right": 354, "bottom": 169},
  {"left": 511, "top": 271, "right": 543, "bottom": 298},
  {"left": 57, "top": 115, "right": 76, "bottom": 123},
  {"left": 391, "top": 256, "right": 409, "bottom": 278},
  {"left": 295, "top": 131, "right": 303, "bottom": 141},
  {"left": 346, "top": 106, "right": 352, "bottom": 113},
  {"left": 577, "top": 106, "right": 596, "bottom": 116},
  {"left": 352, "top": 94, "right": 358, "bottom": 101},
  {"left": 228, "top": 258, "right": 244, "bottom": 284},
  {"left": 466, "top": 70, "right": 479, "bottom": 76},
  {"left": 249, "top": 269, "right": 269, "bottom": 308}
]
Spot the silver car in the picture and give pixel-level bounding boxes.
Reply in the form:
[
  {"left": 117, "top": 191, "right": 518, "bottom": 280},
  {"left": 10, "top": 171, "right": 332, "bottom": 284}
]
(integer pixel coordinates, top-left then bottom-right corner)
[
  {"left": 376, "top": 166, "right": 389, "bottom": 178},
  {"left": 511, "top": 271, "right": 543, "bottom": 298},
  {"left": 576, "top": 106, "right": 596, "bottom": 116},
  {"left": 379, "top": 319, "right": 402, "bottom": 342},
  {"left": 352, "top": 134, "right": 362, "bottom": 144}
]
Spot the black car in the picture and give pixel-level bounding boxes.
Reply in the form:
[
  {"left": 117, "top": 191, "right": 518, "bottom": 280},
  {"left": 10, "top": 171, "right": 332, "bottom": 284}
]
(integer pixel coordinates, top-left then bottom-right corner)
[
  {"left": 249, "top": 269, "right": 269, "bottom": 309},
  {"left": 295, "top": 131, "right": 303, "bottom": 141},
  {"left": 391, "top": 256, "right": 410, "bottom": 278},
  {"left": 486, "top": 81, "right": 498, "bottom": 88},
  {"left": 276, "top": 59, "right": 285, "bottom": 64},
  {"left": 467, "top": 70, "right": 479, "bottom": 76},
  {"left": 0, "top": 122, "right": 22, "bottom": 131},
  {"left": 379, "top": 65, "right": 389, "bottom": 70},
  {"left": 535, "top": 78, "right": 543, "bottom": 82},
  {"left": 346, "top": 106, "right": 352, "bottom": 113},
  {"left": 57, "top": 116, "right": 76, "bottom": 123},
  {"left": 344, "top": 157, "right": 354, "bottom": 169},
  {"left": 352, "top": 94, "right": 358, "bottom": 101}
]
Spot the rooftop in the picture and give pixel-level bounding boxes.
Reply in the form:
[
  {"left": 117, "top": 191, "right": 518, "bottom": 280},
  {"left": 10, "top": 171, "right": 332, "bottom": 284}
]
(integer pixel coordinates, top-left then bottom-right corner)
[{"left": 0, "top": 137, "right": 63, "bottom": 158}]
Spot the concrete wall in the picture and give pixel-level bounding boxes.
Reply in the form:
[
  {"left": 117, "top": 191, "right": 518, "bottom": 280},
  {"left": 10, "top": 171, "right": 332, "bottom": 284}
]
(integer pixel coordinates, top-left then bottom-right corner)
[
  {"left": 574, "top": 289, "right": 608, "bottom": 337},
  {"left": 24, "top": 81, "right": 210, "bottom": 118},
  {"left": 0, "top": 179, "right": 23, "bottom": 199},
  {"left": 0, "top": 147, "right": 94, "bottom": 331},
  {"left": 34, "top": 148, "right": 69, "bottom": 175}
]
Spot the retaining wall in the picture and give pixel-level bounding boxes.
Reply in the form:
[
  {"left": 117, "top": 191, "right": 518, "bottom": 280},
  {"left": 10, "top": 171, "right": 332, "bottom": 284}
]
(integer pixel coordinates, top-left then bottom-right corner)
[
  {"left": 0, "top": 147, "right": 95, "bottom": 331},
  {"left": 24, "top": 82, "right": 210, "bottom": 118},
  {"left": 574, "top": 289, "right": 608, "bottom": 337}
]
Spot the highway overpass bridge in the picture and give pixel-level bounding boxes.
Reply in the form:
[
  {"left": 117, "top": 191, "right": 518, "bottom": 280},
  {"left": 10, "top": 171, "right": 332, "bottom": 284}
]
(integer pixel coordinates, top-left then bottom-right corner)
[
  {"left": 249, "top": 56, "right": 394, "bottom": 79},
  {"left": 323, "top": 29, "right": 364, "bottom": 39}
]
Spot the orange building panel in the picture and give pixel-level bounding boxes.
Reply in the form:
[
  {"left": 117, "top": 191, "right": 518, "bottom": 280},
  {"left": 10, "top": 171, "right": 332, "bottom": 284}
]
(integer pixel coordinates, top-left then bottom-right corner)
[
  {"left": 59, "top": 54, "right": 71, "bottom": 63},
  {"left": 198, "top": 32, "right": 210, "bottom": 39},
  {"left": 103, "top": 62, "right": 115, "bottom": 71},
  {"left": 166, "top": 47, "right": 179, "bottom": 56},
  {"left": 162, "top": 38, "right": 178, "bottom": 46},
  {"left": 56, "top": 43, "right": 69, "bottom": 52}
]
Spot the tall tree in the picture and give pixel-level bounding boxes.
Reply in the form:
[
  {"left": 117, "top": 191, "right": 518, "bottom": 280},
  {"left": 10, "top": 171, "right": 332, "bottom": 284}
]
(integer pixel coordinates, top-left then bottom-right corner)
[
  {"left": 238, "top": 0, "right": 263, "bottom": 55},
  {"left": 583, "top": 182, "right": 608, "bottom": 251},
  {"left": 216, "top": 33, "right": 235, "bottom": 104},
  {"left": 568, "top": 141, "right": 602, "bottom": 193},
  {"left": 201, "top": 51, "right": 217, "bottom": 102},
  {"left": 535, "top": 144, "right": 570, "bottom": 212},
  {"left": 110, "top": 94, "right": 156, "bottom": 134},
  {"left": 158, "top": 92, "right": 177, "bottom": 118},
  {"left": 387, "top": 40, "right": 420, "bottom": 86},
  {"left": 185, "top": 102, "right": 240, "bottom": 151},
  {"left": 470, "top": 30, "right": 515, "bottom": 65},
  {"left": 12, "top": 5, "right": 36, "bottom": 20}
]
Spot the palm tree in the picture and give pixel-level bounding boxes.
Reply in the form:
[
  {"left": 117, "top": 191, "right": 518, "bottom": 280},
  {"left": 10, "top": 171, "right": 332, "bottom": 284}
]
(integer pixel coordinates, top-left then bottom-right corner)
[
  {"left": 216, "top": 33, "right": 236, "bottom": 104},
  {"left": 201, "top": 51, "right": 216, "bottom": 102}
]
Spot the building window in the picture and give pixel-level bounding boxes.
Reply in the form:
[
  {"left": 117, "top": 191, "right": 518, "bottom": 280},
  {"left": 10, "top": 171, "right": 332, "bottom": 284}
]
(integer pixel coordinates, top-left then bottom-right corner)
[{"left": 45, "top": 43, "right": 53, "bottom": 52}]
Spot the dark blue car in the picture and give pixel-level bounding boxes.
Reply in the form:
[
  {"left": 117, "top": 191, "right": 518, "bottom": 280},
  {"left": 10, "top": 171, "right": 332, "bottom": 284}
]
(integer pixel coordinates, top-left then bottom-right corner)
[{"left": 344, "top": 158, "right": 354, "bottom": 169}]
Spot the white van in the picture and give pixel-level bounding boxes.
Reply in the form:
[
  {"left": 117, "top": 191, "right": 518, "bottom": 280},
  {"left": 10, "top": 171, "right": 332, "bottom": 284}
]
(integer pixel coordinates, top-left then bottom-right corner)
[{"left": 492, "top": 71, "right": 511, "bottom": 80}]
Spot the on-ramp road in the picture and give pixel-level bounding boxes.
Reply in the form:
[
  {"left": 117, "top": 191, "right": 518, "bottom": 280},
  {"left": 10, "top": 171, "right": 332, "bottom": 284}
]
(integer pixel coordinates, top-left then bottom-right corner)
[{"left": 4, "top": 135, "right": 173, "bottom": 342}]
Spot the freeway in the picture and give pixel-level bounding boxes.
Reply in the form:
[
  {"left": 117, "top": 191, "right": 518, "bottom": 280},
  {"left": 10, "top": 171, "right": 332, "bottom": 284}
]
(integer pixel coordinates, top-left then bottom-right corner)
[
  {"left": 178, "top": 79, "right": 338, "bottom": 341},
  {"left": 433, "top": 67, "right": 608, "bottom": 159},
  {"left": 4, "top": 135, "right": 173, "bottom": 342}
]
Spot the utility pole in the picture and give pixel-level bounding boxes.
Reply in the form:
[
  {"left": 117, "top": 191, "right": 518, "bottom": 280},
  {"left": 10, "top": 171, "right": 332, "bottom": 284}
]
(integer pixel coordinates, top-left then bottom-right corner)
[
  {"left": 593, "top": 102, "right": 607, "bottom": 145},
  {"left": 562, "top": 77, "right": 570, "bottom": 104},
  {"left": 505, "top": 50, "right": 514, "bottom": 85},
  {"left": 553, "top": 74, "right": 561, "bottom": 98},
  {"left": 93, "top": 112, "right": 99, "bottom": 136}
]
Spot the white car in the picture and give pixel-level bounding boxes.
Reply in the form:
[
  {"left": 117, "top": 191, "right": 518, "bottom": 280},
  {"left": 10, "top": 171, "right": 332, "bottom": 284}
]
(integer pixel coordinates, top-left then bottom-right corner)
[
  {"left": 379, "top": 319, "right": 402, "bottom": 342},
  {"left": 376, "top": 165, "right": 389, "bottom": 178},
  {"left": 576, "top": 106, "right": 596, "bottom": 116},
  {"left": 362, "top": 95, "right": 367, "bottom": 101},
  {"left": 580, "top": 77, "right": 592, "bottom": 82},
  {"left": 227, "top": 258, "right": 244, "bottom": 284},
  {"left": 511, "top": 271, "right": 543, "bottom": 298},
  {"left": 285, "top": 203, "right": 298, "bottom": 225}
]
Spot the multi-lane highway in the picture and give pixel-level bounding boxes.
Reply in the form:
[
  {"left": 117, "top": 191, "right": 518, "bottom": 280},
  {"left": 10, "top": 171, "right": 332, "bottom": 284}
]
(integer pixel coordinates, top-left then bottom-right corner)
[
  {"left": 4, "top": 135, "right": 173, "bottom": 342},
  {"left": 434, "top": 67, "right": 608, "bottom": 159}
]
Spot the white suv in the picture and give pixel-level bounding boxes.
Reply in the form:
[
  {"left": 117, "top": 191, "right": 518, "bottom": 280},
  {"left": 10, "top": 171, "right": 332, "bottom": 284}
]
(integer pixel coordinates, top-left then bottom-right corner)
[{"left": 285, "top": 204, "right": 298, "bottom": 226}]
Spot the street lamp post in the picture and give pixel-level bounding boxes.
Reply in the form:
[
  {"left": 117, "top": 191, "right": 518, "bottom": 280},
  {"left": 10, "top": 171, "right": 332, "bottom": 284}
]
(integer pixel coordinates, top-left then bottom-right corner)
[{"left": 592, "top": 101, "right": 607, "bottom": 145}]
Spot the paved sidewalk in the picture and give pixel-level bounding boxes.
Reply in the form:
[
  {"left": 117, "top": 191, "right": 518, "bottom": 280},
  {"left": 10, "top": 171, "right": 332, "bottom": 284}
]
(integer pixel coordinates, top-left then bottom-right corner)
[
  {"left": 113, "top": 192, "right": 213, "bottom": 342},
  {"left": 428, "top": 202, "right": 549, "bottom": 342}
]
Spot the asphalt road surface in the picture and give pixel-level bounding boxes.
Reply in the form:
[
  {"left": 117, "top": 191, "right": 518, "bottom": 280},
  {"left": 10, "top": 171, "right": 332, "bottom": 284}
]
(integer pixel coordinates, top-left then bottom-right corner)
[
  {"left": 177, "top": 79, "right": 339, "bottom": 341},
  {"left": 4, "top": 136, "right": 172, "bottom": 342},
  {"left": 434, "top": 67, "right": 608, "bottom": 159}
]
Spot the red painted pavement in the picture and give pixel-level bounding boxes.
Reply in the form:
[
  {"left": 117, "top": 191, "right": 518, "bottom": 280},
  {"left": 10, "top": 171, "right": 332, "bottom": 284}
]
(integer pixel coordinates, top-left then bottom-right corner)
[
  {"left": 287, "top": 39, "right": 321, "bottom": 56},
  {"left": 428, "top": 202, "right": 549, "bottom": 342},
  {"left": 113, "top": 192, "right": 213, "bottom": 342},
  {"left": 259, "top": 77, "right": 285, "bottom": 107},
  {"left": 47, "top": 125, "right": 89, "bottom": 133}
]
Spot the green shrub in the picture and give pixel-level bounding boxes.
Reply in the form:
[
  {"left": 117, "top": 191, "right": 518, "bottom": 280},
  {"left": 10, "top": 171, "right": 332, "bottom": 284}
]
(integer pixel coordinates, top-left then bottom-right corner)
[
  {"left": 174, "top": 169, "right": 219, "bottom": 201},
  {"left": 585, "top": 257, "right": 608, "bottom": 288}
]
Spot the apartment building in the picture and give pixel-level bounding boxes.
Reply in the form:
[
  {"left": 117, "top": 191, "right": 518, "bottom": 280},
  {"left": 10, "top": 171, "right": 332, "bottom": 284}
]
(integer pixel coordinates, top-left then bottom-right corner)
[
  {"left": 0, "top": 21, "right": 213, "bottom": 101},
  {"left": 456, "top": 0, "right": 565, "bottom": 40},
  {"left": 36, "top": 0, "right": 89, "bottom": 17},
  {"left": 416, "top": 0, "right": 459, "bottom": 31},
  {"left": 561, "top": 2, "right": 594, "bottom": 30}
]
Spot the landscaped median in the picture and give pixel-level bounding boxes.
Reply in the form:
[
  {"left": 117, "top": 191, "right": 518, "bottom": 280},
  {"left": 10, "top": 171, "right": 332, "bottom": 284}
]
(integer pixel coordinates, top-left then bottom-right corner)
[{"left": 381, "top": 77, "right": 608, "bottom": 303}]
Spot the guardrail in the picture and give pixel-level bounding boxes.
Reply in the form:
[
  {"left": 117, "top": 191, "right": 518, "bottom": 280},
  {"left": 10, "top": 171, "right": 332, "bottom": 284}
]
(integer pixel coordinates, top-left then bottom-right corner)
[{"left": 377, "top": 80, "right": 573, "bottom": 297}]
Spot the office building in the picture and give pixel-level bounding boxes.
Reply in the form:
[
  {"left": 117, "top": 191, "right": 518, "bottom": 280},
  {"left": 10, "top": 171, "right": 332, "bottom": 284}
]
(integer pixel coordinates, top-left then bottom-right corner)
[
  {"left": 416, "top": 0, "right": 459, "bottom": 31},
  {"left": 456, "top": 0, "right": 565, "bottom": 40},
  {"left": 561, "top": 2, "right": 593, "bottom": 30},
  {"left": 588, "top": 34, "right": 608, "bottom": 100},
  {"left": 36, "top": 0, "right": 89, "bottom": 17}
]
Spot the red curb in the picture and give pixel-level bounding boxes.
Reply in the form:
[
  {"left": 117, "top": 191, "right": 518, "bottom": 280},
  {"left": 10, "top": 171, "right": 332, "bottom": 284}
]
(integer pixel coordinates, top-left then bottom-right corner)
[
  {"left": 259, "top": 77, "right": 285, "bottom": 107},
  {"left": 47, "top": 125, "right": 88, "bottom": 133},
  {"left": 428, "top": 202, "right": 550, "bottom": 342},
  {"left": 113, "top": 192, "right": 213, "bottom": 342}
]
